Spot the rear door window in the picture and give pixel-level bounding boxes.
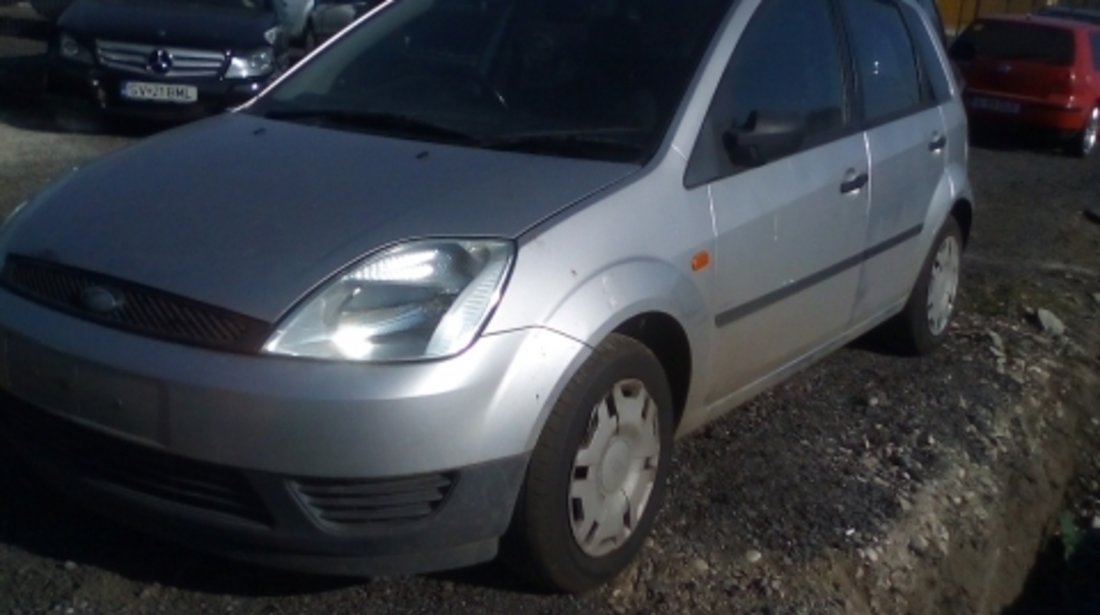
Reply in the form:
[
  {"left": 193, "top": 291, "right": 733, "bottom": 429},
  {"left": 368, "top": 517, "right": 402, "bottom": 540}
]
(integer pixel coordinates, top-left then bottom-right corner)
[
  {"left": 949, "top": 21, "right": 1075, "bottom": 66},
  {"left": 900, "top": 2, "right": 951, "bottom": 104},
  {"left": 839, "top": 0, "right": 923, "bottom": 124},
  {"left": 1091, "top": 33, "right": 1100, "bottom": 70}
]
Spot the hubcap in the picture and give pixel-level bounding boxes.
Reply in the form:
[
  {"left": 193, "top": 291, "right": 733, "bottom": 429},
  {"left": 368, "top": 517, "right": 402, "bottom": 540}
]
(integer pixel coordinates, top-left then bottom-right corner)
[
  {"left": 926, "top": 234, "right": 960, "bottom": 336},
  {"left": 569, "top": 379, "right": 661, "bottom": 557},
  {"left": 1083, "top": 108, "right": 1099, "bottom": 154}
]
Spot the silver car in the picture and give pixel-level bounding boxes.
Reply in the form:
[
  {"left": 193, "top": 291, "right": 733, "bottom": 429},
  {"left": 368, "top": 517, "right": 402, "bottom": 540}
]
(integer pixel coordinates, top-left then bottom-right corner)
[{"left": 0, "top": 0, "right": 971, "bottom": 593}]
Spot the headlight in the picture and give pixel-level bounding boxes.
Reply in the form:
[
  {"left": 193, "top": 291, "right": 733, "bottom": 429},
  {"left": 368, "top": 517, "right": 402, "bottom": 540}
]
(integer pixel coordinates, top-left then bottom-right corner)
[
  {"left": 58, "top": 33, "right": 93, "bottom": 64},
  {"left": 264, "top": 239, "right": 514, "bottom": 362},
  {"left": 225, "top": 46, "right": 276, "bottom": 79}
]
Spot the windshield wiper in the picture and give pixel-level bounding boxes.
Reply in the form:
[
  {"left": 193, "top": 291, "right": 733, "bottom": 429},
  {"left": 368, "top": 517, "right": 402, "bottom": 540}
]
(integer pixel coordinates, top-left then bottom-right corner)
[
  {"left": 262, "top": 108, "right": 480, "bottom": 144},
  {"left": 484, "top": 130, "right": 647, "bottom": 161}
]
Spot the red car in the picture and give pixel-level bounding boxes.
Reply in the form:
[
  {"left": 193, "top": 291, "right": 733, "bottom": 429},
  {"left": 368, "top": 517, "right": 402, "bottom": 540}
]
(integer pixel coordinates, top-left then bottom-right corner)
[{"left": 950, "top": 14, "right": 1100, "bottom": 156}]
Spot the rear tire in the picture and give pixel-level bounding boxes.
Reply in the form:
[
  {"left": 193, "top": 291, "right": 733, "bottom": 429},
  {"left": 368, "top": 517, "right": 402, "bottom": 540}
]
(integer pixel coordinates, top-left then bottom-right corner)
[
  {"left": 878, "top": 216, "right": 963, "bottom": 355},
  {"left": 502, "top": 334, "right": 673, "bottom": 593},
  {"left": 1068, "top": 106, "right": 1099, "bottom": 158}
]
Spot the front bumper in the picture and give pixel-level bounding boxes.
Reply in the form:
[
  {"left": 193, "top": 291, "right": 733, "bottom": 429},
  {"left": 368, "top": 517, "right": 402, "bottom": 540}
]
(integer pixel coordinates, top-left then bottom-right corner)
[
  {"left": 0, "top": 287, "right": 590, "bottom": 573},
  {"left": 47, "top": 58, "right": 268, "bottom": 120}
]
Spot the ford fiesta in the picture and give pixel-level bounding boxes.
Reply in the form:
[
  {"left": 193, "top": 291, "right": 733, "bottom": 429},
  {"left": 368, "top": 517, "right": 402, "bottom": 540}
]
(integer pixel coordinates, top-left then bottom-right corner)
[{"left": 0, "top": 0, "right": 972, "bottom": 592}]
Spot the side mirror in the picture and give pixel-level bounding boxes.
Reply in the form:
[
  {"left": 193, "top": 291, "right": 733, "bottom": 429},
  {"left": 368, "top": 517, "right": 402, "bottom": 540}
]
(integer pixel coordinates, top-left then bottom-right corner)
[{"left": 722, "top": 110, "right": 806, "bottom": 168}]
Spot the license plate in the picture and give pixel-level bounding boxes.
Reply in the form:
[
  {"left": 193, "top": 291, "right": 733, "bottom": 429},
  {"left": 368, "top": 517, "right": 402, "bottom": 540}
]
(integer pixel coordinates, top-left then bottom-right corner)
[
  {"left": 969, "top": 96, "right": 1021, "bottom": 115},
  {"left": 120, "top": 81, "right": 198, "bottom": 104}
]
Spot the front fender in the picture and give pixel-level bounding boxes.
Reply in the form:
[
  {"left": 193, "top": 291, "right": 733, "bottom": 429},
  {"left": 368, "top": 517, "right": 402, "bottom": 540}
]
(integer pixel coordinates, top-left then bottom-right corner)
[
  {"left": 489, "top": 252, "right": 715, "bottom": 443},
  {"left": 539, "top": 257, "right": 710, "bottom": 354}
]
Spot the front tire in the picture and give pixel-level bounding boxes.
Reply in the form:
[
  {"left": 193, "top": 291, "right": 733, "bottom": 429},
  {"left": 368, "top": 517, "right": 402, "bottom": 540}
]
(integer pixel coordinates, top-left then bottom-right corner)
[
  {"left": 503, "top": 334, "right": 673, "bottom": 593},
  {"left": 880, "top": 216, "right": 963, "bottom": 355}
]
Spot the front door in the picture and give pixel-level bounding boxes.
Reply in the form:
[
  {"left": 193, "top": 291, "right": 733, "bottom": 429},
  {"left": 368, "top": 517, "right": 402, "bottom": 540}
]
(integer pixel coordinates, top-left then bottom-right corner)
[{"left": 685, "top": 0, "right": 870, "bottom": 402}]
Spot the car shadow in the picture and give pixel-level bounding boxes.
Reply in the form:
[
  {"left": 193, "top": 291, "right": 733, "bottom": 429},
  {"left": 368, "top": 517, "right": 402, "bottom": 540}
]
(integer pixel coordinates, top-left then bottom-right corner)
[
  {"left": 968, "top": 126, "right": 1068, "bottom": 156},
  {"left": 0, "top": 44, "right": 165, "bottom": 138}
]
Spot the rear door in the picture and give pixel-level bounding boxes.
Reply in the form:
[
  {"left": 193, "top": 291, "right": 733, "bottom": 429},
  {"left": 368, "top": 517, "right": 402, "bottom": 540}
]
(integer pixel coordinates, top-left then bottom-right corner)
[
  {"left": 839, "top": 0, "right": 949, "bottom": 323},
  {"left": 686, "top": 0, "right": 869, "bottom": 402}
]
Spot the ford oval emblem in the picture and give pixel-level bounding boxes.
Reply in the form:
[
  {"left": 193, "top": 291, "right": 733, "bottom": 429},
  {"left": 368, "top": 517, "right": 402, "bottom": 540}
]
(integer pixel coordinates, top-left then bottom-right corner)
[{"left": 79, "top": 286, "right": 124, "bottom": 314}]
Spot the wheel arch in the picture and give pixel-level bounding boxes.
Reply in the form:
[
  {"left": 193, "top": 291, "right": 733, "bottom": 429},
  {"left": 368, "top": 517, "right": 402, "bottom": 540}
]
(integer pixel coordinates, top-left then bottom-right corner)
[
  {"left": 612, "top": 312, "right": 693, "bottom": 432},
  {"left": 951, "top": 197, "right": 973, "bottom": 248},
  {"left": 505, "top": 256, "right": 714, "bottom": 442}
]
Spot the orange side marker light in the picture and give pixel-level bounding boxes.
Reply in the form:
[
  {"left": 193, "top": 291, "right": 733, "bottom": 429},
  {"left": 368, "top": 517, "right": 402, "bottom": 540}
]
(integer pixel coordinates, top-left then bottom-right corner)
[{"left": 691, "top": 250, "right": 711, "bottom": 272}]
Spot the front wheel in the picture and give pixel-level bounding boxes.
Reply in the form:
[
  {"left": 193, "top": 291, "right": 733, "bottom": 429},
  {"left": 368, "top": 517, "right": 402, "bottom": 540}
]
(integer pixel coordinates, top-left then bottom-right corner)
[
  {"left": 879, "top": 216, "right": 963, "bottom": 355},
  {"left": 502, "top": 334, "right": 673, "bottom": 593}
]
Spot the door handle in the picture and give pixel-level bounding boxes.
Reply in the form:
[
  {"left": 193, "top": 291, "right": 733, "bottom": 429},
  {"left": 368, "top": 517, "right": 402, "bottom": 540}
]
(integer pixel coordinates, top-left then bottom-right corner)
[
  {"left": 928, "top": 133, "right": 947, "bottom": 152},
  {"left": 840, "top": 169, "right": 868, "bottom": 194}
]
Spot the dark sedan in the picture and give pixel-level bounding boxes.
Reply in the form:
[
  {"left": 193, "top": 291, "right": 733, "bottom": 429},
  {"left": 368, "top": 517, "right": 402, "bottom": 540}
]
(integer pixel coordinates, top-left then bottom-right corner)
[{"left": 49, "top": 0, "right": 289, "bottom": 119}]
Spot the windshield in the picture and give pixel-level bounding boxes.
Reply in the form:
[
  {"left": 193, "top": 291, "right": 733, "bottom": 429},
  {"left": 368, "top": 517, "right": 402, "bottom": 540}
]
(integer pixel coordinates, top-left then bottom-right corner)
[
  {"left": 950, "top": 20, "right": 1075, "bottom": 66},
  {"left": 250, "top": 0, "right": 733, "bottom": 162}
]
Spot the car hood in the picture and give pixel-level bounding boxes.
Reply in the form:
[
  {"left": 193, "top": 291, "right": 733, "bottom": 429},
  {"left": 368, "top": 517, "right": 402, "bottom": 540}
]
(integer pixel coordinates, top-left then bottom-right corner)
[
  {"left": 2, "top": 113, "right": 638, "bottom": 322},
  {"left": 60, "top": 0, "right": 277, "bottom": 49}
]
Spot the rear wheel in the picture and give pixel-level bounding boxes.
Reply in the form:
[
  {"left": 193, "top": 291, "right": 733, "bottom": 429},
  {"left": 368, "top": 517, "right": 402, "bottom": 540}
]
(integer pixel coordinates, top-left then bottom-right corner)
[
  {"left": 878, "top": 216, "right": 963, "bottom": 355},
  {"left": 1069, "top": 106, "right": 1099, "bottom": 158},
  {"left": 503, "top": 334, "right": 673, "bottom": 593}
]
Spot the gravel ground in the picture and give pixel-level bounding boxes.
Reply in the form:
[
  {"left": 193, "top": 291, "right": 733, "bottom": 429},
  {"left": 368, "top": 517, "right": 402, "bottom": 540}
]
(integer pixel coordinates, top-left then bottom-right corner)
[{"left": 1, "top": 30, "right": 1098, "bottom": 615}]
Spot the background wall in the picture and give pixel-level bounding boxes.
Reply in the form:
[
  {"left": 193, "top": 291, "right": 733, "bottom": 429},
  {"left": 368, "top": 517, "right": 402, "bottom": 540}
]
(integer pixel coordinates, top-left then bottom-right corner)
[{"left": 937, "top": 0, "right": 1100, "bottom": 35}]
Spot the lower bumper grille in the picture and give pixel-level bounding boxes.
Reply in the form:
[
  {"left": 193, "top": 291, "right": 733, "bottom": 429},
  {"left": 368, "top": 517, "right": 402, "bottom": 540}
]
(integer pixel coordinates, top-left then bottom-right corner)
[
  {"left": 0, "top": 390, "right": 271, "bottom": 527},
  {"left": 293, "top": 473, "right": 454, "bottom": 530}
]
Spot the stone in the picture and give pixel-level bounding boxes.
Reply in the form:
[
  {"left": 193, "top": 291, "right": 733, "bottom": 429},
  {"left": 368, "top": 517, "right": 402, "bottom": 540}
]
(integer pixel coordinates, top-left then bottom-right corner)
[
  {"left": 987, "top": 331, "right": 1006, "bottom": 357},
  {"left": 898, "top": 496, "right": 913, "bottom": 512},
  {"left": 62, "top": 561, "right": 76, "bottom": 572},
  {"left": 1087, "top": 204, "right": 1100, "bottom": 224},
  {"left": 910, "top": 535, "right": 930, "bottom": 555},
  {"left": 745, "top": 549, "right": 763, "bottom": 564},
  {"left": 1036, "top": 308, "right": 1066, "bottom": 337},
  {"left": 1092, "top": 292, "right": 1100, "bottom": 305},
  {"left": 690, "top": 557, "right": 710, "bottom": 575},
  {"left": 1092, "top": 516, "right": 1100, "bottom": 530}
]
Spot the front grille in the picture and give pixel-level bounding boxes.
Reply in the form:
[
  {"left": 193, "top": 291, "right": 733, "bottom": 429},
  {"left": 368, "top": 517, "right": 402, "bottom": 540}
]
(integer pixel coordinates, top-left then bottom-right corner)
[
  {"left": 0, "top": 390, "right": 272, "bottom": 526},
  {"left": 1, "top": 255, "right": 271, "bottom": 353},
  {"left": 293, "top": 473, "right": 454, "bottom": 529},
  {"left": 96, "top": 39, "right": 226, "bottom": 78}
]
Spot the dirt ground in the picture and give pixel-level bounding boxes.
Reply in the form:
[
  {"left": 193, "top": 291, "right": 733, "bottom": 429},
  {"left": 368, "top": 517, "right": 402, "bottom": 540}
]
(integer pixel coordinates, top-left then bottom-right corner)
[{"left": 0, "top": 18, "right": 1099, "bottom": 614}]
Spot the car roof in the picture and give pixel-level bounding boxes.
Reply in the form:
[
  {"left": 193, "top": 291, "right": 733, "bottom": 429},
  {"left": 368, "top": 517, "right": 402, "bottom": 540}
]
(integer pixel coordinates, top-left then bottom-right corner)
[
  {"left": 975, "top": 12, "right": 1100, "bottom": 33},
  {"left": 1037, "top": 5, "right": 1100, "bottom": 19}
]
